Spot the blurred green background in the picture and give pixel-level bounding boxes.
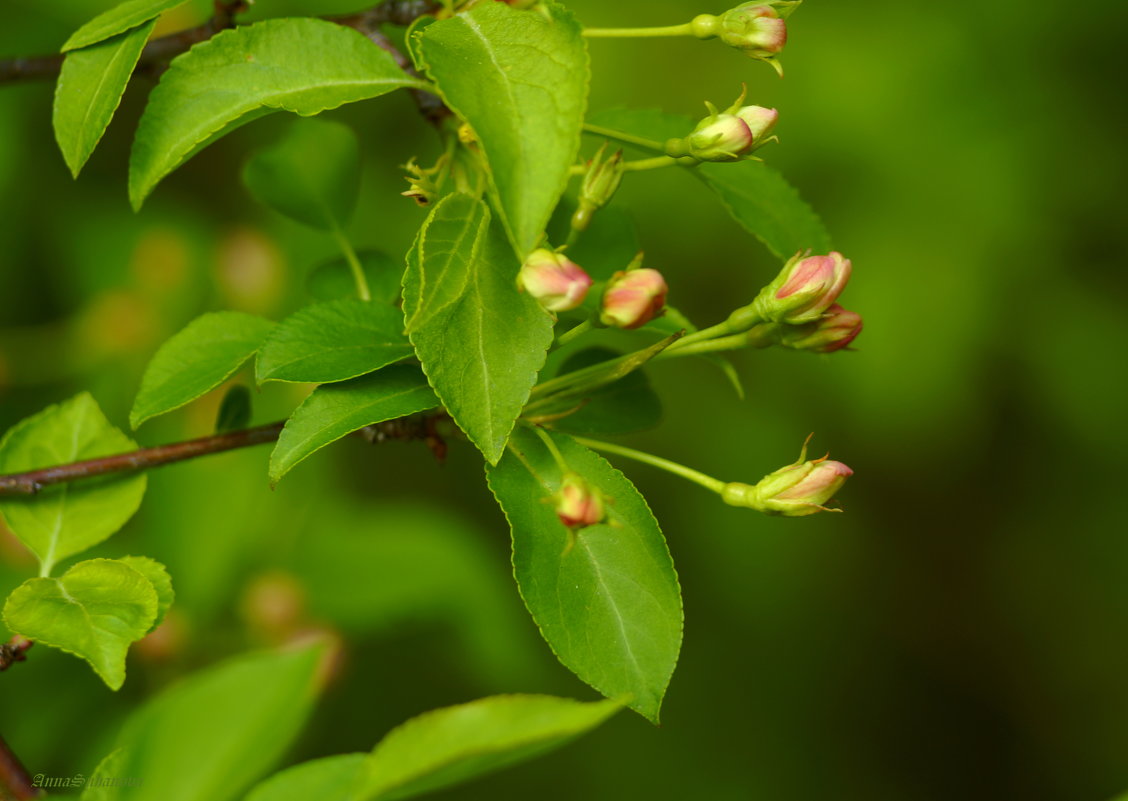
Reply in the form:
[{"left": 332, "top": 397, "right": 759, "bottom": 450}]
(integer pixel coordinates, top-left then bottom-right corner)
[{"left": 3, "top": 0, "right": 1128, "bottom": 799}]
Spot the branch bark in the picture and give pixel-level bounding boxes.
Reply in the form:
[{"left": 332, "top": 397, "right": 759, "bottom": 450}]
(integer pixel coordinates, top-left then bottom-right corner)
[
  {"left": 0, "top": 733, "right": 39, "bottom": 801},
  {"left": 0, "top": 0, "right": 442, "bottom": 85}
]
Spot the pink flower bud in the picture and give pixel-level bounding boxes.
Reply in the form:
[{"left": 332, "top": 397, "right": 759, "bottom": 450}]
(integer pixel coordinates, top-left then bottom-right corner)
[
  {"left": 777, "top": 304, "right": 863, "bottom": 352},
  {"left": 720, "top": 4, "right": 788, "bottom": 56},
  {"left": 555, "top": 473, "right": 606, "bottom": 529},
  {"left": 599, "top": 268, "right": 668, "bottom": 329},
  {"left": 517, "top": 249, "right": 593, "bottom": 312},
  {"left": 754, "top": 251, "right": 852, "bottom": 324},
  {"left": 688, "top": 114, "right": 754, "bottom": 161},
  {"left": 734, "top": 105, "right": 779, "bottom": 144},
  {"left": 721, "top": 443, "right": 853, "bottom": 517}
]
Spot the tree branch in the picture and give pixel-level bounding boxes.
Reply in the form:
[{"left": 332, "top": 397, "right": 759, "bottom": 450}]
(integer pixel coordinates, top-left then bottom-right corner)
[
  {"left": 0, "top": 732, "right": 38, "bottom": 801},
  {"left": 0, "top": 638, "right": 33, "bottom": 672},
  {"left": 0, "top": 0, "right": 442, "bottom": 86}
]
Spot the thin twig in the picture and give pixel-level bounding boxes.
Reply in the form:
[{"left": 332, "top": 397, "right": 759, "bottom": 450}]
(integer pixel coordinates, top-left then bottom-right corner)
[
  {"left": 0, "top": 0, "right": 442, "bottom": 85},
  {"left": 0, "top": 733, "right": 39, "bottom": 801}
]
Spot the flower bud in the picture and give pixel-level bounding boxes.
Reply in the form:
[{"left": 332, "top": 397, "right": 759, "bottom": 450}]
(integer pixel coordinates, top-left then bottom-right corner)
[
  {"left": 752, "top": 251, "right": 852, "bottom": 324},
  {"left": 776, "top": 304, "right": 863, "bottom": 352},
  {"left": 722, "top": 443, "right": 852, "bottom": 516},
  {"left": 599, "top": 267, "right": 668, "bottom": 329},
  {"left": 573, "top": 145, "right": 625, "bottom": 232},
  {"left": 517, "top": 249, "right": 593, "bottom": 313},
  {"left": 734, "top": 105, "right": 779, "bottom": 145},
  {"left": 555, "top": 473, "right": 606, "bottom": 529},
  {"left": 666, "top": 108, "right": 753, "bottom": 162}
]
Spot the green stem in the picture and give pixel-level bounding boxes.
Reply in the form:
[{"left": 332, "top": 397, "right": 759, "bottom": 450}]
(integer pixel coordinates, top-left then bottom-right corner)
[
  {"left": 582, "top": 123, "right": 666, "bottom": 154},
  {"left": 582, "top": 23, "right": 695, "bottom": 38},
  {"left": 555, "top": 320, "right": 593, "bottom": 348},
  {"left": 532, "top": 426, "right": 570, "bottom": 473},
  {"left": 571, "top": 436, "right": 725, "bottom": 494},
  {"left": 331, "top": 226, "right": 371, "bottom": 302}
]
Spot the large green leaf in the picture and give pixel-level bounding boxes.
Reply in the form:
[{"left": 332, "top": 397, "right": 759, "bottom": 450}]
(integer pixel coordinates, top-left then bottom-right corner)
[
  {"left": 130, "top": 311, "right": 275, "bottom": 428},
  {"left": 242, "top": 118, "right": 360, "bottom": 231},
  {"left": 404, "top": 198, "right": 554, "bottom": 464},
  {"left": 270, "top": 366, "right": 438, "bottom": 484},
  {"left": 107, "top": 644, "right": 324, "bottom": 801},
  {"left": 54, "top": 18, "right": 157, "bottom": 178},
  {"left": 486, "top": 428, "right": 683, "bottom": 723},
  {"left": 117, "top": 555, "right": 174, "bottom": 630},
  {"left": 2, "top": 558, "right": 158, "bottom": 690},
  {"left": 587, "top": 108, "right": 831, "bottom": 257},
  {"left": 256, "top": 299, "right": 412, "bottom": 385},
  {"left": 357, "top": 694, "right": 622, "bottom": 800},
  {"left": 129, "top": 19, "right": 428, "bottom": 209},
  {"left": 401, "top": 193, "right": 490, "bottom": 333},
  {"left": 0, "top": 393, "right": 147, "bottom": 575},
  {"left": 62, "top": 0, "right": 189, "bottom": 51},
  {"left": 417, "top": 2, "right": 589, "bottom": 255},
  {"left": 244, "top": 755, "right": 366, "bottom": 801}
]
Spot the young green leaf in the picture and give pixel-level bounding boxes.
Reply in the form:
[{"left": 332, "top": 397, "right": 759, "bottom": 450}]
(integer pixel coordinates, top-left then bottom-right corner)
[
  {"left": 130, "top": 311, "right": 275, "bottom": 428},
  {"left": 355, "top": 694, "right": 622, "bottom": 800},
  {"left": 81, "top": 747, "right": 130, "bottom": 801},
  {"left": 587, "top": 108, "right": 831, "bottom": 258},
  {"left": 255, "top": 299, "right": 412, "bottom": 385},
  {"left": 307, "top": 250, "right": 403, "bottom": 305},
  {"left": 418, "top": 2, "right": 590, "bottom": 255},
  {"left": 539, "top": 347, "right": 662, "bottom": 436},
  {"left": 0, "top": 393, "right": 147, "bottom": 575},
  {"left": 402, "top": 193, "right": 491, "bottom": 333},
  {"left": 2, "top": 558, "right": 159, "bottom": 690},
  {"left": 129, "top": 19, "right": 429, "bottom": 209},
  {"left": 242, "top": 118, "right": 360, "bottom": 231},
  {"left": 486, "top": 428, "right": 683, "bottom": 723},
  {"left": 117, "top": 555, "right": 174, "bottom": 630},
  {"left": 244, "top": 755, "right": 366, "bottom": 801},
  {"left": 106, "top": 644, "right": 324, "bottom": 801},
  {"left": 270, "top": 365, "right": 438, "bottom": 484},
  {"left": 54, "top": 18, "right": 157, "bottom": 178},
  {"left": 62, "top": 0, "right": 189, "bottom": 51},
  {"left": 405, "top": 199, "right": 554, "bottom": 464}
]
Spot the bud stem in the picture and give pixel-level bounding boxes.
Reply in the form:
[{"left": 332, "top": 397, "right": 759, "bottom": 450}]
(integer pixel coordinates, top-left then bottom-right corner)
[
  {"left": 568, "top": 156, "right": 678, "bottom": 176},
  {"left": 571, "top": 436, "right": 726, "bottom": 494},
  {"left": 582, "top": 23, "right": 696, "bottom": 39},
  {"left": 658, "top": 325, "right": 776, "bottom": 358},
  {"left": 532, "top": 425, "right": 571, "bottom": 474},
  {"left": 330, "top": 226, "right": 371, "bottom": 302},
  {"left": 555, "top": 320, "right": 594, "bottom": 349},
  {"left": 582, "top": 124, "right": 666, "bottom": 154}
]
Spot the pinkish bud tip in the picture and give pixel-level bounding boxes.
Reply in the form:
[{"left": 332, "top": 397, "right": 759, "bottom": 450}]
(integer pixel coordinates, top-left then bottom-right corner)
[
  {"left": 756, "top": 251, "right": 853, "bottom": 324},
  {"left": 555, "top": 473, "right": 606, "bottom": 529},
  {"left": 599, "top": 268, "right": 669, "bottom": 329},
  {"left": 517, "top": 249, "right": 593, "bottom": 313}
]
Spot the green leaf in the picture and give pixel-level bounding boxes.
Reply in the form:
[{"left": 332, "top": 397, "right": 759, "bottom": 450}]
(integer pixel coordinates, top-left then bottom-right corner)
[
  {"left": 539, "top": 348, "right": 662, "bottom": 436},
  {"left": 356, "top": 694, "right": 622, "bottom": 800},
  {"left": 0, "top": 393, "right": 147, "bottom": 575},
  {"left": 486, "top": 428, "right": 683, "bottom": 723},
  {"left": 2, "top": 558, "right": 158, "bottom": 690},
  {"left": 54, "top": 18, "right": 157, "bottom": 178},
  {"left": 244, "top": 755, "right": 366, "bottom": 801},
  {"left": 215, "top": 384, "right": 253, "bottom": 433},
  {"left": 308, "top": 250, "right": 403, "bottom": 305},
  {"left": 402, "top": 193, "right": 491, "bottom": 334},
  {"left": 242, "top": 118, "right": 360, "bottom": 231},
  {"left": 108, "top": 644, "right": 324, "bottom": 801},
  {"left": 129, "top": 19, "right": 428, "bottom": 209},
  {"left": 130, "top": 311, "right": 275, "bottom": 428},
  {"left": 405, "top": 198, "right": 554, "bottom": 464},
  {"left": 62, "top": 0, "right": 188, "bottom": 51},
  {"left": 117, "top": 555, "right": 174, "bottom": 630},
  {"left": 270, "top": 365, "right": 438, "bottom": 484},
  {"left": 587, "top": 109, "right": 831, "bottom": 257},
  {"left": 418, "top": 2, "right": 589, "bottom": 255},
  {"left": 81, "top": 747, "right": 129, "bottom": 801},
  {"left": 256, "top": 299, "right": 412, "bottom": 385}
]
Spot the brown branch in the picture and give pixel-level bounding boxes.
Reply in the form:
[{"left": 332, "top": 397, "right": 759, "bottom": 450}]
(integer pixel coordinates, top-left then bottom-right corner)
[
  {"left": 0, "top": 638, "right": 32, "bottom": 672},
  {"left": 0, "top": 0, "right": 442, "bottom": 86},
  {"left": 0, "top": 733, "right": 39, "bottom": 801}
]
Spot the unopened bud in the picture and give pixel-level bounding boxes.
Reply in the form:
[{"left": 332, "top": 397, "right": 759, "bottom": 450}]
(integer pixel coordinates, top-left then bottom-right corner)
[
  {"left": 517, "top": 249, "right": 593, "bottom": 312},
  {"left": 716, "top": 2, "right": 800, "bottom": 73},
  {"left": 666, "top": 108, "right": 753, "bottom": 162},
  {"left": 734, "top": 105, "right": 779, "bottom": 145},
  {"left": 752, "top": 251, "right": 852, "bottom": 324},
  {"left": 721, "top": 440, "right": 852, "bottom": 516},
  {"left": 776, "top": 304, "right": 863, "bottom": 352},
  {"left": 555, "top": 473, "right": 606, "bottom": 529},
  {"left": 599, "top": 267, "right": 668, "bottom": 329},
  {"left": 573, "top": 145, "right": 625, "bottom": 231}
]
